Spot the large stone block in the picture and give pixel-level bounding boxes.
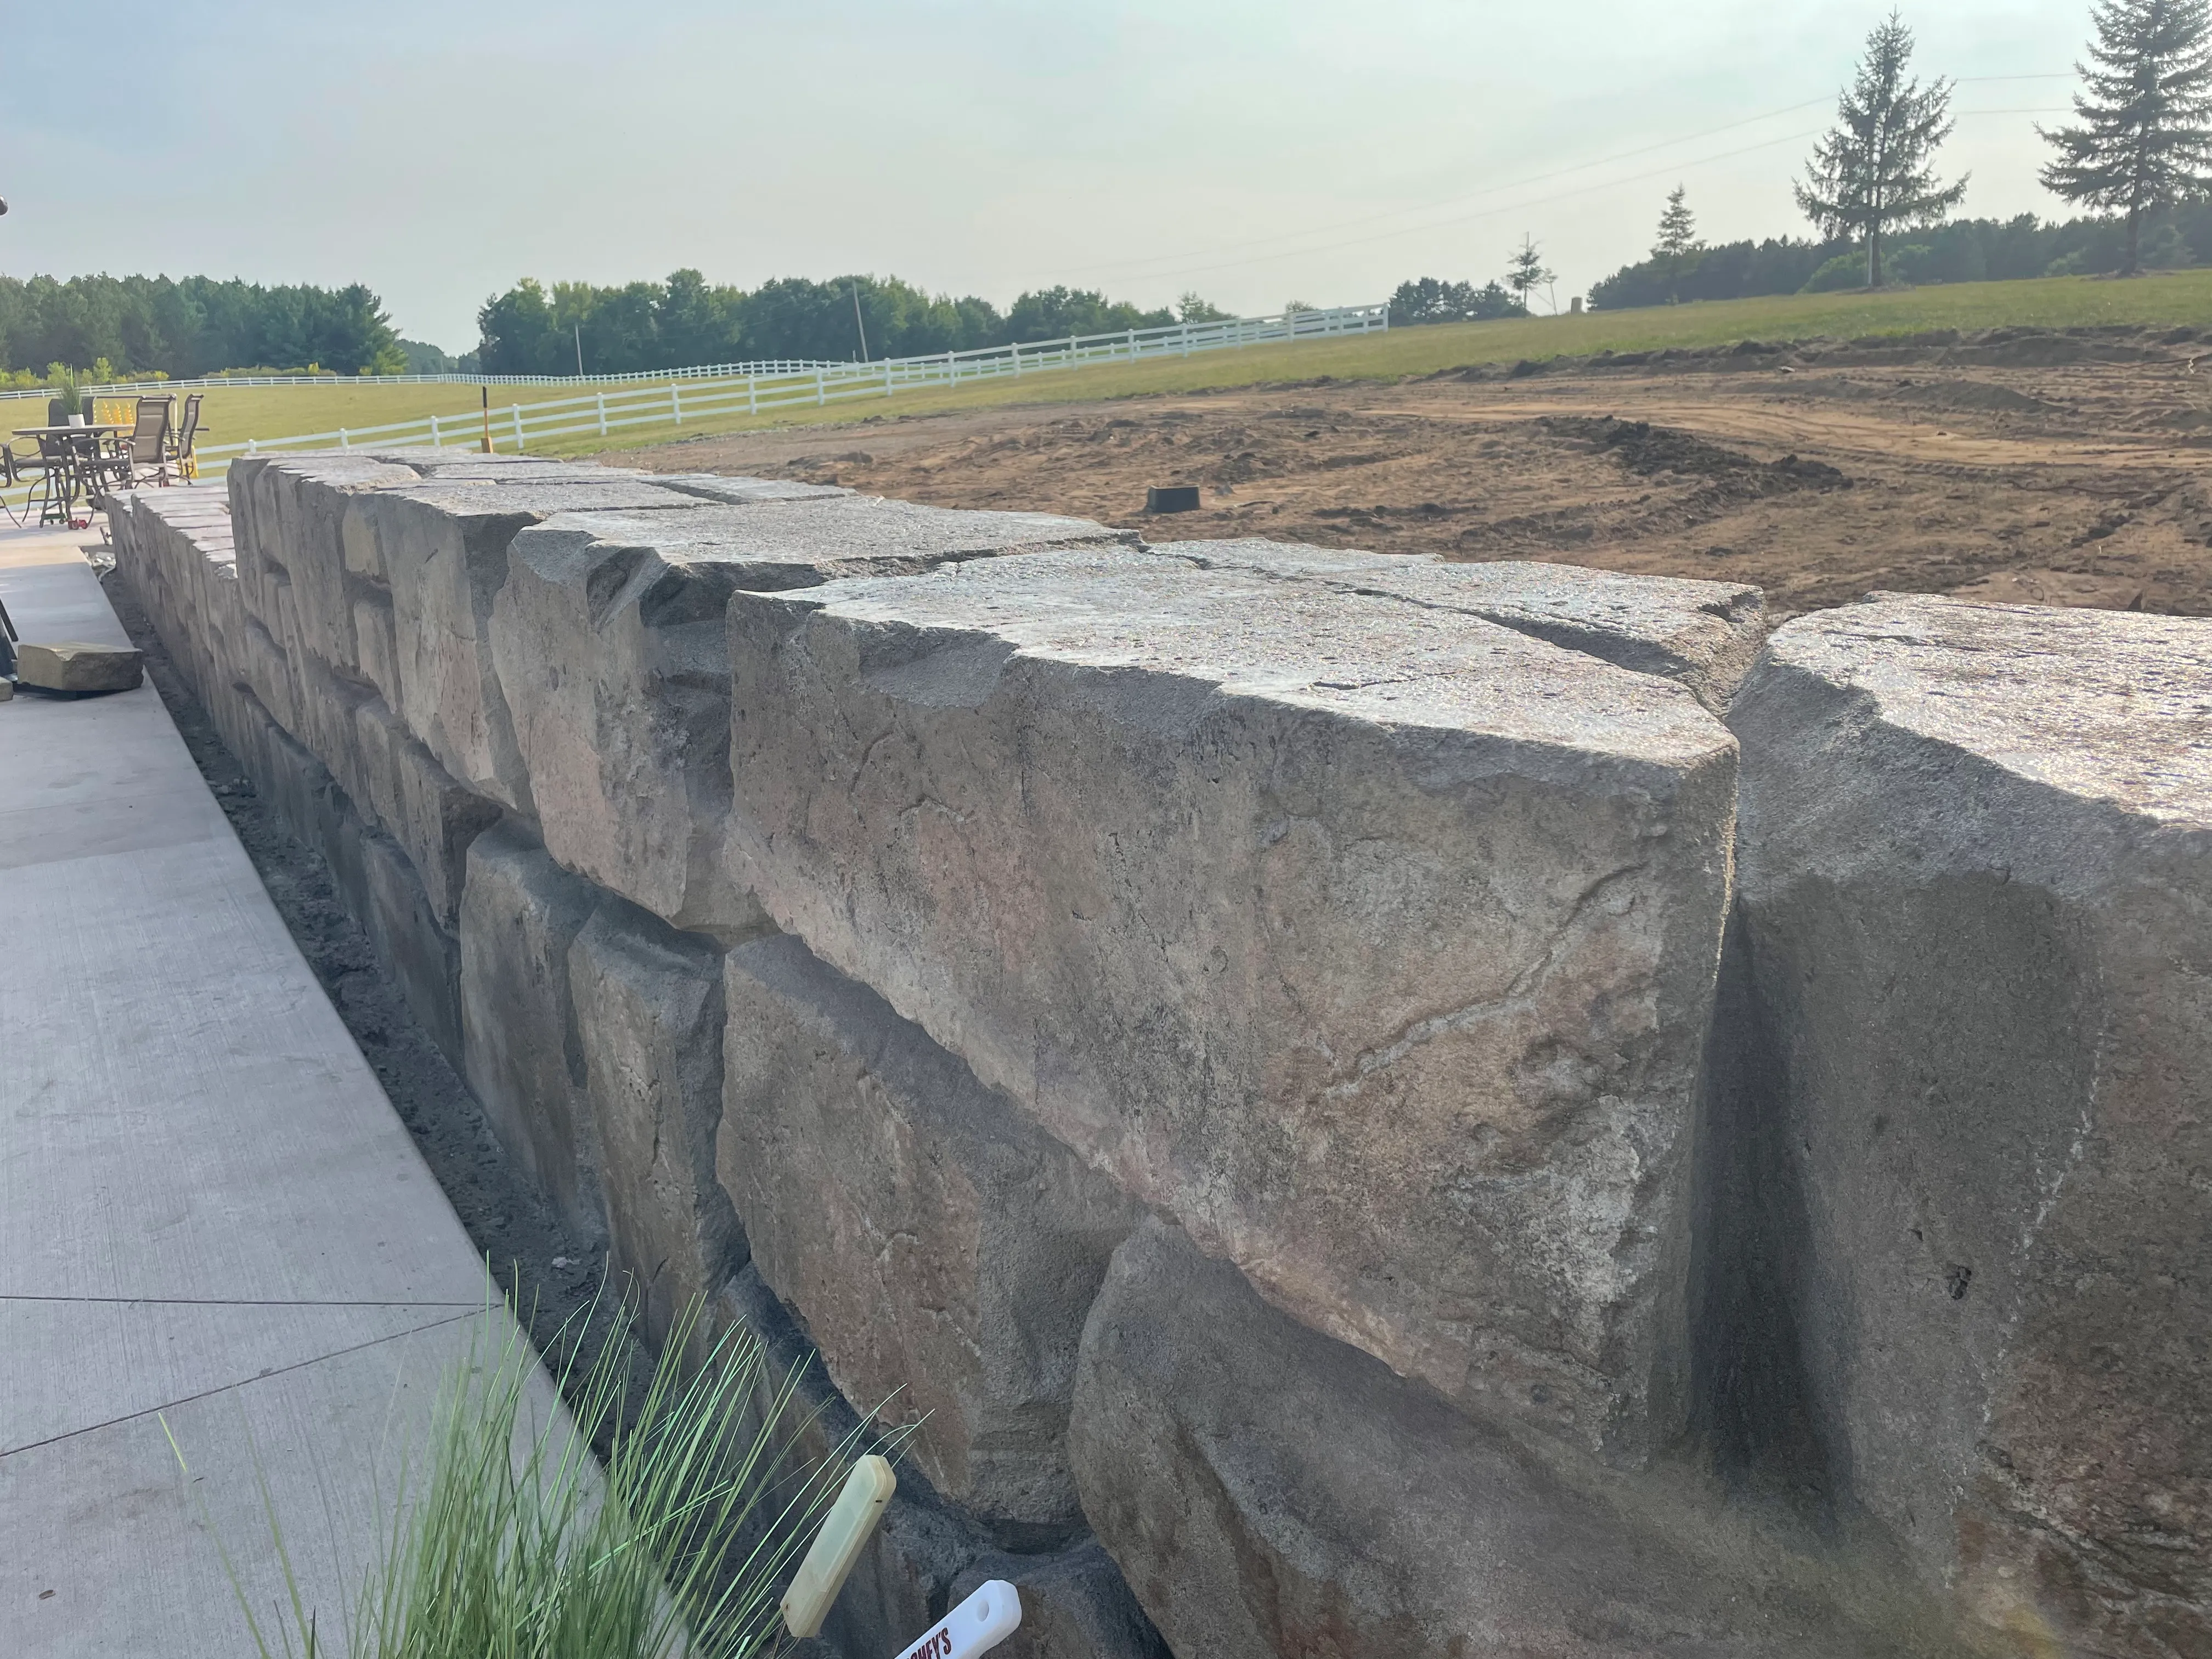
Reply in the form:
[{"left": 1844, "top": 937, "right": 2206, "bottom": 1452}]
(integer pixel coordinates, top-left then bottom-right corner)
[
  {"left": 227, "top": 453, "right": 421, "bottom": 666},
  {"left": 567, "top": 901, "right": 742, "bottom": 1350},
  {"left": 14, "top": 642, "right": 142, "bottom": 693},
  {"left": 458, "top": 824, "right": 605, "bottom": 1232},
  {"left": 1069, "top": 1221, "right": 1921, "bottom": 1659},
  {"left": 1168, "top": 539, "right": 1768, "bottom": 711},
  {"left": 718, "top": 934, "right": 1143, "bottom": 1525},
  {"left": 352, "top": 698, "right": 501, "bottom": 926},
  {"left": 492, "top": 496, "right": 1129, "bottom": 931},
  {"left": 352, "top": 478, "right": 713, "bottom": 810},
  {"left": 1725, "top": 595, "right": 2212, "bottom": 1655},
  {"left": 726, "top": 547, "right": 1740, "bottom": 1461}
]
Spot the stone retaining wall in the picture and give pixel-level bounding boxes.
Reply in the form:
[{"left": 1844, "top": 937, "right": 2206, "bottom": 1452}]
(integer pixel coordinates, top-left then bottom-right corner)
[{"left": 110, "top": 452, "right": 2210, "bottom": 1658}]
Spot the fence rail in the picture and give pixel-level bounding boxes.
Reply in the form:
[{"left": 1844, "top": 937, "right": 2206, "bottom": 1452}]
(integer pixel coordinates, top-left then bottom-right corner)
[
  {"left": 2, "top": 303, "right": 1386, "bottom": 514},
  {"left": 0, "top": 302, "right": 1387, "bottom": 408}
]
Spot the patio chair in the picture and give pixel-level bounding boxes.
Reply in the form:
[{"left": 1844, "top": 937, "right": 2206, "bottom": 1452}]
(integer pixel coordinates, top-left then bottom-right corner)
[
  {"left": 112, "top": 395, "right": 174, "bottom": 488},
  {"left": 0, "top": 440, "right": 45, "bottom": 527},
  {"left": 31, "top": 430, "right": 88, "bottom": 524},
  {"left": 171, "top": 393, "right": 205, "bottom": 480}
]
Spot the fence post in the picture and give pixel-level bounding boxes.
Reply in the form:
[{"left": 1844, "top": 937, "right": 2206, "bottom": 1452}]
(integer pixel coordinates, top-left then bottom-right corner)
[
  {"left": 597, "top": 392, "right": 608, "bottom": 437},
  {"left": 749, "top": 374, "right": 758, "bottom": 415},
  {"left": 1182, "top": 322, "right": 1190, "bottom": 358},
  {"left": 338, "top": 428, "right": 349, "bottom": 449},
  {"left": 512, "top": 404, "right": 525, "bottom": 451},
  {"left": 816, "top": 367, "right": 826, "bottom": 406},
  {"left": 1126, "top": 328, "right": 1136, "bottom": 359},
  {"left": 1012, "top": 343, "right": 1022, "bottom": 378},
  {"left": 946, "top": 350, "right": 956, "bottom": 386},
  {"left": 672, "top": 385, "right": 682, "bottom": 427},
  {"left": 885, "top": 362, "right": 894, "bottom": 397},
  {"left": 430, "top": 413, "right": 441, "bottom": 447}
]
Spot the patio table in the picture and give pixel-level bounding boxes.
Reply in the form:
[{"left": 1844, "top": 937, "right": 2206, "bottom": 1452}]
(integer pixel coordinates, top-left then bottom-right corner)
[{"left": 12, "top": 425, "right": 125, "bottom": 524}]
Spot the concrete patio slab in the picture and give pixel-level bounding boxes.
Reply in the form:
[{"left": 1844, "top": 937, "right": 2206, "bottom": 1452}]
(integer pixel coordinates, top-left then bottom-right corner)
[{"left": 0, "top": 528, "right": 522, "bottom": 1656}]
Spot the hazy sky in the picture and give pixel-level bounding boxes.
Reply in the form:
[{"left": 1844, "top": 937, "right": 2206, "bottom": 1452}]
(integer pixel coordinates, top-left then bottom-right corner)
[{"left": 5, "top": 1, "right": 2098, "bottom": 352}]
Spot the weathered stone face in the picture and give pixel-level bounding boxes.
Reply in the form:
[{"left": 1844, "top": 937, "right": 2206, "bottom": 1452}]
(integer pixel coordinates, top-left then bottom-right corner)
[
  {"left": 1069, "top": 1221, "right": 1918, "bottom": 1659},
  {"left": 726, "top": 546, "right": 1740, "bottom": 1462},
  {"left": 1164, "top": 539, "right": 1769, "bottom": 711},
  {"left": 568, "top": 901, "right": 742, "bottom": 1350},
  {"left": 351, "top": 699, "right": 501, "bottom": 927},
  {"left": 457, "top": 825, "right": 604, "bottom": 1234},
  {"left": 719, "top": 934, "right": 1143, "bottom": 1525},
  {"left": 352, "top": 479, "right": 714, "bottom": 809},
  {"left": 1726, "top": 595, "right": 2212, "bottom": 1655},
  {"left": 492, "top": 498, "right": 1131, "bottom": 932},
  {"left": 228, "top": 454, "right": 421, "bottom": 674}
]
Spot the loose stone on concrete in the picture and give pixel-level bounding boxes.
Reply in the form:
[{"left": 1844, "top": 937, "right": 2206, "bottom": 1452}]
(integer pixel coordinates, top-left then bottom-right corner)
[
  {"left": 568, "top": 900, "right": 743, "bottom": 1350},
  {"left": 458, "top": 823, "right": 605, "bottom": 1235},
  {"left": 492, "top": 495, "right": 1132, "bottom": 932},
  {"left": 1725, "top": 594, "right": 2212, "bottom": 1655},
  {"left": 1164, "top": 539, "right": 1769, "bottom": 711},
  {"left": 14, "top": 640, "right": 144, "bottom": 693},
  {"left": 719, "top": 934, "right": 1143, "bottom": 1525},
  {"left": 726, "top": 546, "right": 1740, "bottom": 1462},
  {"left": 1068, "top": 1221, "right": 1909, "bottom": 1659}
]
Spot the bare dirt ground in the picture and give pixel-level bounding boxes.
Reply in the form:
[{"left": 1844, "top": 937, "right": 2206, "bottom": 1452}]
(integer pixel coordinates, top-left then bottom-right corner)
[{"left": 611, "top": 326, "right": 2212, "bottom": 618}]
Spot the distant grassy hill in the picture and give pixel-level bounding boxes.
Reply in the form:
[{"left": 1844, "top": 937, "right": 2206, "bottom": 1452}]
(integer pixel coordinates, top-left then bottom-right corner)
[{"left": 25, "top": 271, "right": 2210, "bottom": 462}]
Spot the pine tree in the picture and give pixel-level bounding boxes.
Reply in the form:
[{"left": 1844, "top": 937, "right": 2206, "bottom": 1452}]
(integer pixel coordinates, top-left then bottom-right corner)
[
  {"left": 1652, "top": 186, "right": 1701, "bottom": 302},
  {"left": 1795, "top": 10, "right": 1968, "bottom": 288},
  {"left": 2041, "top": 0, "right": 2212, "bottom": 275},
  {"left": 1506, "top": 236, "right": 1555, "bottom": 313}
]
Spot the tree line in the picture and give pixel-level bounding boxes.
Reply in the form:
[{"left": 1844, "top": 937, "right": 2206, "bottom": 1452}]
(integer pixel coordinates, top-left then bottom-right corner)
[
  {"left": 1591, "top": 1, "right": 2212, "bottom": 310},
  {"left": 0, "top": 273, "right": 407, "bottom": 383},
  {"left": 476, "top": 273, "right": 1237, "bottom": 377}
]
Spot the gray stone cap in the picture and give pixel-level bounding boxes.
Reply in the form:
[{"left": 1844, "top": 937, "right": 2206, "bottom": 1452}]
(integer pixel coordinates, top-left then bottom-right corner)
[
  {"left": 1760, "top": 594, "right": 2212, "bottom": 825},
  {"left": 1158, "top": 538, "right": 1767, "bottom": 707},
  {"left": 744, "top": 545, "right": 1734, "bottom": 768},
  {"left": 377, "top": 477, "right": 721, "bottom": 524},
  {"left": 527, "top": 495, "right": 1137, "bottom": 592},
  {"left": 646, "top": 472, "right": 852, "bottom": 504}
]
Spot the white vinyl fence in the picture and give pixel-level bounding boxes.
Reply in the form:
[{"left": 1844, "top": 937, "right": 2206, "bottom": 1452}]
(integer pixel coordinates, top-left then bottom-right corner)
[{"left": 2, "top": 302, "right": 1387, "bottom": 515}]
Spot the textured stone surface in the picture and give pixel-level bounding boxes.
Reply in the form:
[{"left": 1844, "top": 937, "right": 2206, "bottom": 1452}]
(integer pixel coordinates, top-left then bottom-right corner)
[
  {"left": 1070, "top": 1221, "right": 1921, "bottom": 1659},
  {"left": 14, "top": 641, "right": 144, "bottom": 693},
  {"left": 353, "top": 477, "right": 712, "bottom": 809},
  {"left": 351, "top": 698, "right": 501, "bottom": 926},
  {"left": 1169, "top": 539, "right": 1769, "bottom": 710},
  {"left": 227, "top": 453, "right": 420, "bottom": 672},
  {"left": 647, "top": 472, "right": 851, "bottom": 504},
  {"left": 949, "top": 1540, "right": 1170, "bottom": 1659},
  {"left": 1726, "top": 595, "right": 2212, "bottom": 1655},
  {"left": 726, "top": 547, "right": 1740, "bottom": 1460},
  {"left": 458, "top": 824, "right": 604, "bottom": 1232},
  {"left": 568, "top": 901, "right": 742, "bottom": 1348},
  {"left": 719, "top": 934, "right": 1142, "bottom": 1524},
  {"left": 492, "top": 496, "right": 1128, "bottom": 930}
]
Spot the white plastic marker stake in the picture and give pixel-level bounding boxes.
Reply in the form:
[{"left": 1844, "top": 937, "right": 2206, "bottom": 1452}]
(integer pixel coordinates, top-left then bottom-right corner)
[
  {"left": 782, "top": 1454, "right": 897, "bottom": 1639},
  {"left": 896, "top": 1580, "right": 1023, "bottom": 1659}
]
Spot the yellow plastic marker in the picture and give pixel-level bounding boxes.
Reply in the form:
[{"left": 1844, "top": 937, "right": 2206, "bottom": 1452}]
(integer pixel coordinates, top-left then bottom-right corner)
[{"left": 782, "top": 1454, "right": 898, "bottom": 1639}]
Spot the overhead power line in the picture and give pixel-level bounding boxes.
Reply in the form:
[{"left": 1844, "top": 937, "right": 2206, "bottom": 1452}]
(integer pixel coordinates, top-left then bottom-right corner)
[{"left": 1020, "top": 73, "right": 2079, "bottom": 288}]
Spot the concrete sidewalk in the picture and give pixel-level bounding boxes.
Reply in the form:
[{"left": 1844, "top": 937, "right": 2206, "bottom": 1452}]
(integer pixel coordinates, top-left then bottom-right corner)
[{"left": 0, "top": 528, "right": 504, "bottom": 1655}]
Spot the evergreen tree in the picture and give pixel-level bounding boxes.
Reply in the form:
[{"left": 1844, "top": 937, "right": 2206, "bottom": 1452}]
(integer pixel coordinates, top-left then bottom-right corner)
[
  {"left": 1652, "top": 185, "right": 1702, "bottom": 302},
  {"left": 1795, "top": 10, "right": 1968, "bottom": 287},
  {"left": 2041, "top": 0, "right": 2212, "bottom": 274},
  {"left": 1506, "top": 235, "right": 1554, "bottom": 313}
]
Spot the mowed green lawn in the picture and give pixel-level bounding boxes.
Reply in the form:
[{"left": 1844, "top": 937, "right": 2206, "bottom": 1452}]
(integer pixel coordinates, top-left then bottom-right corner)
[{"left": 16, "top": 270, "right": 2207, "bottom": 461}]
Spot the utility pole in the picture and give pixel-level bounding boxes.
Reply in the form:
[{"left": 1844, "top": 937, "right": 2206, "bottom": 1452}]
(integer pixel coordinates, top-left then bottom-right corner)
[
  {"left": 850, "top": 283, "right": 870, "bottom": 362},
  {"left": 574, "top": 321, "right": 585, "bottom": 377}
]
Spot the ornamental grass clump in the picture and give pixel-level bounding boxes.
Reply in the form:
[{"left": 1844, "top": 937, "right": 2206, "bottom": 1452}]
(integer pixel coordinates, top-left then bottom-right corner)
[{"left": 170, "top": 1289, "right": 889, "bottom": 1659}]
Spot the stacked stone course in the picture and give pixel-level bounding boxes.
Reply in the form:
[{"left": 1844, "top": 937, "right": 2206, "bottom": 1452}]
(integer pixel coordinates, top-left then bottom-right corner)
[{"left": 109, "top": 453, "right": 2209, "bottom": 1659}]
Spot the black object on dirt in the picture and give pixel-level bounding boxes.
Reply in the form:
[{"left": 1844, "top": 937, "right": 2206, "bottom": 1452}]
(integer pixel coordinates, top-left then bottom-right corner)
[{"left": 1147, "top": 485, "right": 1201, "bottom": 514}]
